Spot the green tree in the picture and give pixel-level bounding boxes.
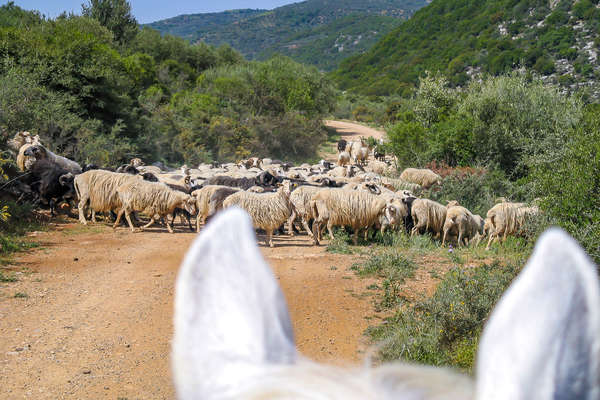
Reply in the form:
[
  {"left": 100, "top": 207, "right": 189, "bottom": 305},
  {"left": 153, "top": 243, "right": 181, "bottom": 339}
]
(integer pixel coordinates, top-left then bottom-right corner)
[{"left": 81, "top": 0, "right": 138, "bottom": 45}]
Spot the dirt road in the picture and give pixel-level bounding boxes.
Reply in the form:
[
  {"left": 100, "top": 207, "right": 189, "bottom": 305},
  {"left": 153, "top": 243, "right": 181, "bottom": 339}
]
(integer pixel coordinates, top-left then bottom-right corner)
[
  {"left": 0, "top": 120, "right": 389, "bottom": 399},
  {"left": 321, "top": 120, "right": 386, "bottom": 161},
  {"left": 0, "top": 223, "right": 380, "bottom": 399}
]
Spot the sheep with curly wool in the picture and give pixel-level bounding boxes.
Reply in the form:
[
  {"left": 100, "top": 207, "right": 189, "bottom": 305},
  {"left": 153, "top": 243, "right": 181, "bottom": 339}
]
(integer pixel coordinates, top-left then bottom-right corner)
[
  {"left": 74, "top": 170, "right": 142, "bottom": 225},
  {"left": 411, "top": 198, "right": 447, "bottom": 239},
  {"left": 310, "top": 189, "right": 395, "bottom": 245},
  {"left": 222, "top": 181, "right": 293, "bottom": 247},
  {"left": 114, "top": 180, "right": 196, "bottom": 233},
  {"left": 400, "top": 168, "right": 441, "bottom": 188}
]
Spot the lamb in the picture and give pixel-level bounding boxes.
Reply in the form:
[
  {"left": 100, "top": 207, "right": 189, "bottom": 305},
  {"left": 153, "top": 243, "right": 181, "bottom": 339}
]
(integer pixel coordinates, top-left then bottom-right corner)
[
  {"left": 74, "top": 170, "right": 141, "bottom": 225},
  {"left": 310, "top": 189, "right": 396, "bottom": 245},
  {"left": 442, "top": 205, "right": 481, "bottom": 247},
  {"left": 222, "top": 181, "right": 293, "bottom": 247},
  {"left": 21, "top": 144, "right": 82, "bottom": 174},
  {"left": 411, "top": 198, "right": 447, "bottom": 238},
  {"left": 173, "top": 211, "right": 600, "bottom": 399},
  {"left": 113, "top": 180, "right": 196, "bottom": 233},
  {"left": 486, "top": 202, "right": 540, "bottom": 250},
  {"left": 400, "top": 168, "right": 442, "bottom": 188},
  {"left": 337, "top": 151, "right": 351, "bottom": 167}
]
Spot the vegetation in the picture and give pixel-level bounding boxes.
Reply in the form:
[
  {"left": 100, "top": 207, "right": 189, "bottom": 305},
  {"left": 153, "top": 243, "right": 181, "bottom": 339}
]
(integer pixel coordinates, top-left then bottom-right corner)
[
  {"left": 0, "top": 2, "right": 334, "bottom": 167},
  {"left": 147, "top": 0, "right": 428, "bottom": 70},
  {"left": 332, "top": 0, "right": 600, "bottom": 95}
]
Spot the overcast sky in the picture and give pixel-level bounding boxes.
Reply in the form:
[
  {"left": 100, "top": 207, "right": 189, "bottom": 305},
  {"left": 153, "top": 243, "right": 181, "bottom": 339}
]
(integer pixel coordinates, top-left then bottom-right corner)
[{"left": 4, "top": 1, "right": 299, "bottom": 24}]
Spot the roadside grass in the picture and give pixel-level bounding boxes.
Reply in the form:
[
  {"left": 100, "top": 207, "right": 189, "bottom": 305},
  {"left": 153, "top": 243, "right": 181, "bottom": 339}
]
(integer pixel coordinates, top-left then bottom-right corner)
[
  {"left": 344, "top": 228, "right": 531, "bottom": 373},
  {"left": 0, "top": 201, "right": 44, "bottom": 266}
]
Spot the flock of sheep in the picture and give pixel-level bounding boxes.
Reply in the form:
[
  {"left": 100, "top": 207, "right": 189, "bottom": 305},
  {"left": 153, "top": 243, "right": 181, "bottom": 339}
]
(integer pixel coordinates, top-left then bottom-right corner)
[{"left": 7, "top": 131, "right": 539, "bottom": 249}]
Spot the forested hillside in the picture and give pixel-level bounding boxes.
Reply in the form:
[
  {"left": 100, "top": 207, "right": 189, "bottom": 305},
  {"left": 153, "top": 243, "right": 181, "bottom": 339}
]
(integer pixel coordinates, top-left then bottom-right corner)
[
  {"left": 332, "top": 0, "right": 600, "bottom": 95},
  {"left": 147, "top": 0, "right": 429, "bottom": 70},
  {"left": 0, "top": 3, "right": 335, "bottom": 166}
]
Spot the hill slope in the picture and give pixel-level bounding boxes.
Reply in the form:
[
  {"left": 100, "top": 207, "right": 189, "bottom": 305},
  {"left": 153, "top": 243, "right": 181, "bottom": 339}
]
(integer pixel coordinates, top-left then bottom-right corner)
[
  {"left": 332, "top": 0, "right": 600, "bottom": 95},
  {"left": 147, "top": 0, "right": 430, "bottom": 70}
]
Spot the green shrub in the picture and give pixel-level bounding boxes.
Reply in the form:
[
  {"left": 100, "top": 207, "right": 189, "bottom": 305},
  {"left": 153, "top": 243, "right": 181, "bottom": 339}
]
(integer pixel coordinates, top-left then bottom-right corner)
[{"left": 368, "top": 261, "right": 521, "bottom": 372}]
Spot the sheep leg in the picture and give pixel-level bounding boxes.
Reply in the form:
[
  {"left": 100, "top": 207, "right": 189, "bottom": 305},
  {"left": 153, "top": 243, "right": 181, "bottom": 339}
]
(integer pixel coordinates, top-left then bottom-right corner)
[
  {"left": 266, "top": 230, "right": 274, "bottom": 247},
  {"left": 486, "top": 232, "right": 495, "bottom": 250},
  {"left": 327, "top": 221, "right": 335, "bottom": 240},
  {"left": 196, "top": 213, "right": 202, "bottom": 233},
  {"left": 352, "top": 230, "right": 358, "bottom": 246},
  {"left": 77, "top": 198, "right": 88, "bottom": 225},
  {"left": 166, "top": 217, "right": 174, "bottom": 234},
  {"left": 124, "top": 210, "right": 137, "bottom": 232},
  {"left": 301, "top": 218, "right": 314, "bottom": 238},
  {"left": 442, "top": 229, "right": 448, "bottom": 247},
  {"left": 311, "top": 221, "right": 320, "bottom": 245},
  {"left": 142, "top": 217, "right": 156, "bottom": 230},
  {"left": 91, "top": 210, "right": 97, "bottom": 223},
  {"left": 113, "top": 209, "right": 124, "bottom": 229},
  {"left": 287, "top": 210, "right": 297, "bottom": 236},
  {"left": 457, "top": 230, "right": 463, "bottom": 247}
]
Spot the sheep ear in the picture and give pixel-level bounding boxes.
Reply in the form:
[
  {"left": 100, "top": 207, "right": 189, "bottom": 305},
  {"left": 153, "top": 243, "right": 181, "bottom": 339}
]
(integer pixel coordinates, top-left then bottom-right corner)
[
  {"left": 172, "top": 207, "right": 296, "bottom": 400},
  {"left": 476, "top": 228, "right": 600, "bottom": 399}
]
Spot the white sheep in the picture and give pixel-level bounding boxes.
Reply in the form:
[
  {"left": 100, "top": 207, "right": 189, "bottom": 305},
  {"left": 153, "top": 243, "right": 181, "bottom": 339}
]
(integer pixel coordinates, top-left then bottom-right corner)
[
  {"left": 486, "top": 202, "right": 539, "bottom": 250},
  {"left": 442, "top": 205, "right": 480, "bottom": 247},
  {"left": 74, "top": 170, "right": 142, "bottom": 225},
  {"left": 287, "top": 185, "right": 323, "bottom": 237},
  {"left": 173, "top": 209, "right": 600, "bottom": 399},
  {"left": 222, "top": 181, "right": 293, "bottom": 247},
  {"left": 400, "top": 168, "right": 442, "bottom": 188},
  {"left": 310, "top": 189, "right": 395, "bottom": 245},
  {"left": 411, "top": 198, "right": 447, "bottom": 239},
  {"left": 114, "top": 180, "right": 196, "bottom": 233}
]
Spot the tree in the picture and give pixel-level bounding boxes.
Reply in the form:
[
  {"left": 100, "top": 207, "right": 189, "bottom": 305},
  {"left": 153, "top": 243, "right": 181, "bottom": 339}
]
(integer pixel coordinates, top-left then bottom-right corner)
[{"left": 81, "top": 0, "right": 138, "bottom": 45}]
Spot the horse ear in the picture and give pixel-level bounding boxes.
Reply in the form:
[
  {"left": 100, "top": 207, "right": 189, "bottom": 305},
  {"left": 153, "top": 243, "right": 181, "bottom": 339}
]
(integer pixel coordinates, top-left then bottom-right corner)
[
  {"left": 476, "top": 228, "right": 600, "bottom": 399},
  {"left": 172, "top": 208, "right": 296, "bottom": 400}
]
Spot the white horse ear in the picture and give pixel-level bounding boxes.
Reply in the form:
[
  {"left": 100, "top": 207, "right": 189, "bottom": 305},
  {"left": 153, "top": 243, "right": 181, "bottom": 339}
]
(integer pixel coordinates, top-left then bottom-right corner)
[
  {"left": 476, "top": 228, "right": 600, "bottom": 400},
  {"left": 172, "top": 207, "right": 296, "bottom": 400}
]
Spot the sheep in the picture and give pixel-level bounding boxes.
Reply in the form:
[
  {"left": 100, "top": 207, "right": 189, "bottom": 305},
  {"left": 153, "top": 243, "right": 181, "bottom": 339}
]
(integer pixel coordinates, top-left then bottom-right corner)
[
  {"left": 113, "top": 180, "right": 196, "bottom": 233},
  {"left": 222, "top": 181, "right": 293, "bottom": 247},
  {"left": 130, "top": 158, "right": 143, "bottom": 167},
  {"left": 310, "top": 189, "right": 396, "bottom": 245},
  {"left": 74, "top": 170, "right": 141, "bottom": 225},
  {"left": 28, "top": 159, "right": 76, "bottom": 216},
  {"left": 21, "top": 144, "right": 82, "bottom": 174},
  {"left": 287, "top": 185, "right": 323, "bottom": 237},
  {"left": 380, "top": 177, "right": 422, "bottom": 192},
  {"left": 337, "top": 151, "right": 351, "bottom": 167},
  {"left": 192, "top": 185, "right": 240, "bottom": 232},
  {"left": 173, "top": 210, "right": 600, "bottom": 400},
  {"left": 442, "top": 205, "right": 481, "bottom": 247},
  {"left": 486, "top": 202, "right": 539, "bottom": 250},
  {"left": 356, "top": 146, "right": 369, "bottom": 166},
  {"left": 337, "top": 139, "right": 347, "bottom": 153},
  {"left": 8, "top": 131, "right": 40, "bottom": 153},
  {"left": 400, "top": 168, "right": 442, "bottom": 188},
  {"left": 16, "top": 142, "right": 40, "bottom": 171},
  {"left": 205, "top": 187, "right": 241, "bottom": 222},
  {"left": 365, "top": 160, "right": 391, "bottom": 175},
  {"left": 411, "top": 198, "right": 447, "bottom": 238}
]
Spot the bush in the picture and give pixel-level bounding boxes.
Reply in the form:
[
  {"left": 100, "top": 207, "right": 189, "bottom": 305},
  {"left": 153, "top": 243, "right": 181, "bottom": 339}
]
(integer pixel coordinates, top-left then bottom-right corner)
[{"left": 368, "top": 261, "right": 521, "bottom": 372}]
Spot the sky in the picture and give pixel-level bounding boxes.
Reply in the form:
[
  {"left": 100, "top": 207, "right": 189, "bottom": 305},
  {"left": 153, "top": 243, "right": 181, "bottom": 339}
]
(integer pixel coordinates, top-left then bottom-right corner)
[{"left": 4, "top": 1, "right": 299, "bottom": 24}]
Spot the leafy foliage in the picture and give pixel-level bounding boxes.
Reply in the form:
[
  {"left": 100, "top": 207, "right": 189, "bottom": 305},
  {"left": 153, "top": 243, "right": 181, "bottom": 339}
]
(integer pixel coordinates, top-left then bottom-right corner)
[
  {"left": 0, "top": 3, "right": 334, "bottom": 166},
  {"left": 332, "top": 0, "right": 600, "bottom": 95}
]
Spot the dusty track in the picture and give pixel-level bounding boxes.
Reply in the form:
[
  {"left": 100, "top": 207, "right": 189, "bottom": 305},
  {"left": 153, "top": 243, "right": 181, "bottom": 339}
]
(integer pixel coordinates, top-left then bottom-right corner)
[
  {"left": 0, "top": 120, "right": 388, "bottom": 399},
  {"left": 0, "top": 223, "right": 381, "bottom": 399}
]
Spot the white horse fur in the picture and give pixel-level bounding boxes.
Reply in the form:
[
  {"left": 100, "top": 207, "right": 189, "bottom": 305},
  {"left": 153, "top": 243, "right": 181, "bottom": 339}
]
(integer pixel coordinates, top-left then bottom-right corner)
[{"left": 173, "top": 208, "right": 600, "bottom": 400}]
